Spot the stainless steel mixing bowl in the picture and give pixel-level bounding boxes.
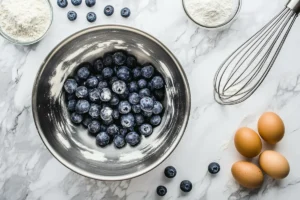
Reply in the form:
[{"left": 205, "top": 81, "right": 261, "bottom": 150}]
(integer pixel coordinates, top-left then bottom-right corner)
[{"left": 32, "top": 25, "right": 191, "bottom": 181}]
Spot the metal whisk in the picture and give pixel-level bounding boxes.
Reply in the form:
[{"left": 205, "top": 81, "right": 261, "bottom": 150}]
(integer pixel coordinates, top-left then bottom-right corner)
[{"left": 214, "top": 0, "right": 300, "bottom": 105}]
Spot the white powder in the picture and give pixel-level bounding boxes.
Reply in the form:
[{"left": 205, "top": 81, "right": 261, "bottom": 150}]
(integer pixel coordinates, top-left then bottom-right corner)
[
  {"left": 184, "top": 0, "right": 237, "bottom": 27},
  {"left": 0, "top": 0, "right": 52, "bottom": 43}
]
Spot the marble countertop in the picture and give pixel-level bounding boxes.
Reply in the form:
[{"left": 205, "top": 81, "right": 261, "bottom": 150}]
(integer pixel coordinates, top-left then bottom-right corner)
[{"left": 1, "top": 0, "right": 300, "bottom": 199}]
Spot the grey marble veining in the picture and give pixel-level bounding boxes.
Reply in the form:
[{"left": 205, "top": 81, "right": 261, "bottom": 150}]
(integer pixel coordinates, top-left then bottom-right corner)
[{"left": 1, "top": 0, "right": 300, "bottom": 199}]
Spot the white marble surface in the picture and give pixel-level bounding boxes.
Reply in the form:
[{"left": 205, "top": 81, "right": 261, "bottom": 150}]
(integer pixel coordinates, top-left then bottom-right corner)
[{"left": 1, "top": 0, "right": 300, "bottom": 199}]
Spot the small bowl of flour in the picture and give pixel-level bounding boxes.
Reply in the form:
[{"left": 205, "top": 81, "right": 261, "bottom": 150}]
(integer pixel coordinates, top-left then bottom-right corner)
[
  {"left": 0, "top": 0, "right": 53, "bottom": 45},
  {"left": 183, "top": 0, "right": 241, "bottom": 29}
]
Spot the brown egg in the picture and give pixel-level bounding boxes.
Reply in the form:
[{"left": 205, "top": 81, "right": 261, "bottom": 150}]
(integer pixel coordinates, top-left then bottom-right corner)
[
  {"left": 234, "top": 127, "right": 262, "bottom": 158},
  {"left": 258, "top": 112, "right": 285, "bottom": 144},
  {"left": 231, "top": 161, "right": 264, "bottom": 189},
  {"left": 259, "top": 150, "right": 290, "bottom": 179}
]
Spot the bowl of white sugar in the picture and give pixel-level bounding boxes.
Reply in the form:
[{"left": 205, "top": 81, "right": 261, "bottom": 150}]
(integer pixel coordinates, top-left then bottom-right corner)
[
  {"left": 182, "top": 0, "right": 241, "bottom": 29},
  {"left": 0, "top": 0, "right": 53, "bottom": 45}
]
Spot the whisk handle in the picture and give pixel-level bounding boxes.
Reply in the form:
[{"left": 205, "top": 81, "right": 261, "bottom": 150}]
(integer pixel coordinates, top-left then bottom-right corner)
[{"left": 287, "top": 0, "right": 300, "bottom": 14}]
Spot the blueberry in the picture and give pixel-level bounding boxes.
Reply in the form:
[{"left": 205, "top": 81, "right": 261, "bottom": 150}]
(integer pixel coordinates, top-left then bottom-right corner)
[
  {"left": 104, "top": 5, "right": 114, "bottom": 16},
  {"left": 164, "top": 166, "right": 177, "bottom": 178},
  {"left": 85, "top": 0, "right": 96, "bottom": 7},
  {"left": 100, "top": 106, "right": 113, "bottom": 121},
  {"left": 153, "top": 89, "right": 165, "bottom": 101},
  {"left": 118, "top": 101, "right": 131, "bottom": 114},
  {"left": 96, "top": 132, "right": 110, "bottom": 147},
  {"left": 98, "top": 81, "right": 108, "bottom": 90},
  {"left": 100, "top": 88, "right": 112, "bottom": 102},
  {"left": 57, "top": 0, "right": 68, "bottom": 8},
  {"left": 109, "top": 76, "right": 119, "bottom": 86},
  {"left": 126, "top": 56, "right": 137, "bottom": 68},
  {"left": 208, "top": 162, "right": 220, "bottom": 174},
  {"left": 139, "top": 88, "right": 151, "bottom": 98},
  {"left": 134, "top": 114, "right": 144, "bottom": 126},
  {"left": 125, "top": 131, "right": 140, "bottom": 146},
  {"left": 132, "top": 104, "right": 142, "bottom": 113},
  {"left": 141, "top": 65, "right": 154, "bottom": 79},
  {"left": 121, "top": 114, "right": 135, "bottom": 128},
  {"left": 93, "top": 58, "right": 104, "bottom": 73},
  {"left": 89, "top": 103, "right": 101, "bottom": 119},
  {"left": 77, "top": 67, "right": 90, "bottom": 80},
  {"left": 71, "top": 113, "right": 83, "bottom": 124},
  {"left": 100, "top": 124, "right": 107, "bottom": 132},
  {"left": 140, "top": 97, "right": 154, "bottom": 112},
  {"left": 150, "top": 115, "right": 161, "bottom": 126},
  {"left": 64, "top": 79, "right": 78, "bottom": 94},
  {"left": 118, "top": 88, "right": 129, "bottom": 100},
  {"left": 89, "top": 88, "right": 101, "bottom": 102},
  {"left": 75, "top": 100, "right": 90, "bottom": 114},
  {"left": 67, "top": 94, "right": 76, "bottom": 101},
  {"left": 132, "top": 67, "right": 141, "bottom": 79},
  {"left": 75, "top": 86, "right": 88, "bottom": 98},
  {"left": 142, "top": 110, "right": 152, "bottom": 118},
  {"left": 67, "top": 100, "right": 76, "bottom": 111},
  {"left": 112, "top": 80, "right": 127, "bottom": 94},
  {"left": 110, "top": 94, "right": 120, "bottom": 106},
  {"left": 67, "top": 11, "right": 77, "bottom": 21},
  {"left": 85, "top": 76, "right": 98, "bottom": 88},
  {"left": 180, "top": 180, "right": 192, "bottom": 193},
  {"left": 156, "top": 186, "right": 167, "bottom": 197},
  {"left": 121, "top": 7, "right": 131, "bottom": 18},
  {"left": 151, "top": 76, "right": 164, "bottom": 89},
  {"left": 82, "top": 116, "right": 92, "bottom": 127},
  {"left": 88, "top": 120, "right": 101, "bottom": 135},
  {"left": 102, "top": 67, "right": 114, "bottom": 79},
  {"left": 112, "top": 52, "right": 127, "bottom": 66},
  {"left": 117, "top": 66, "right": 131, "bottom": 81},
  {"left": 107, "top": 124, "right": 119, "bottom": 137},
  {"left": 129, "top": 93, "right": 140, "bottom": 105},
  {"left": 119, "top": 128, "right": 128, "bottom": 136},
  {"left": 103, "top": 54, "right": 113, "bottom": 67},
  {"left": 71, "top": 0, "right": 82, "bottom": 6},
  {"left": 112, "top": 109, "right": 120, "bottom": 120},
  {"left": 128, "top": 81, "right": 138, "bottom": 93},
  {"left": 139, "top": 124, "right": 153, "bottom": 136},
  {"left": 153, "top": 101, "right": 163, "bottom": 115},
  {"left": 113, "top": 135, "right": 126, "bottom": 148},
  {"left": 137, "top": 79, "right": 147, "bottom": 89},
  {"left": 87, "top": 12, "right": 97, "bottom": 22}
]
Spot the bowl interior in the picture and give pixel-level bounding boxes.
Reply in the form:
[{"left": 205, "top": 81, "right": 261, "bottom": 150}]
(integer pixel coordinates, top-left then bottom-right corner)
[{"left": 32, "top": 26, "right": 190, "bottom": 180}]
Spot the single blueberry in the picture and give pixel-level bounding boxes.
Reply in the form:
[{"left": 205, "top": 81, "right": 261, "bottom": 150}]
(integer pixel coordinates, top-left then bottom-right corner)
[
  {"left": 121, "top": 114, "right": 135, "bottom": 128},
  {"left": 103, "top": 54, "right": 113, "bottom": 66},
  {"left": 114, "top": 135, "right": 126, "bottom": 148},
  {"left": 107, "top": 124, "right": 119, "bottom": 137},
  {"left": 85, "top": 76, "right": 99, "bottom": 88},
  {"left": 139, "top": 124, "right": 153, "bottom": 136},
  {"left": 71, "top": 113, "right": 83, "bottom": 124},
  {"left": 153, "top": 101, "right": 163, "bottom": 115},
  {"left": 141, "top": 65, "right": 154, "bottom": 79},
  {"left": 89, "top": 103, "right": 101, "bottom": 119},
  {"left": 98, "top": 81, "right": 108, "bottom": 90},
  {"left": 126, "top": 56, "right": 137, "bottom": 68},
  {"left": 180, "top": 180, "right": 192, "bottom": 193},
  {"left": 64, "top": 79, "right": 78, "bottom": 94},
  {"left": 87, "top": 12, "right": 97, "bottom": 22},
  {"left": 140, "top": 97, "right": 154, "bottom": 112},
  {"left": 125, "top": 131, "right": 140, "bottom": 146},
  {"left": 118, "top": 88, "right": 129, "bottom": 100},
  {"left": 88, "top": 120, "right": 101, "bottom": 135},
  {"left": 132, "top": 104, "right": 142, "bottom": 113},
  {"left": 112, "top": 80, "right": 127, "bottom": 94},
  {"left": 112, "top": 52, "right": 127, "bottom": 66},
  {"left": 67, "top": 100, "right": 77, "bottom": 111},
  {"left": 151, "top": 76, "right": 164, "bottom": 89},
  {"left": 89, "top": 88, "right": 101, "bottom": 102},
  {"left": 137, "top": 79, "right": 147, "bottom": 89},
  {"left": 93, "top": 58, "right": 104, "bottom": 73},
  {"left": 102, "top": 67, "right": 114, "bottom": 79},
  {"left": 77, "top": 67, "right": 90, "bottom": 80},
  {"left": 110, "top": 94, "right": 120, "bottom": 106},
  {"left": 208, "top": 162, "right": 220, "bottom": 174},
  {"left": 67, "top": 11, "right": 77, "bottom": 21},
  {"left": 104, "top": 5, "right": 114, "bottom": 16},
  {"left": 100, "top": 88, "right": 112, "bottom": 102},
  {"left": 153, "top": 89, "right": 165, "bottom": 101},
  {"left": 75, "top": 100, "right": 90, "bottom": 114},
  {"left": 100, "top": 106, "right": 113, "bottom": 121},
  {"left": 134, "top": 114, "right": 144, "bottom": 126},
  {"left": 57, "top": 0, "right": 68, "bottom": 8},
  {"left": 82, "top": 116, "right": 92, "bottom": 127},
  {"left": 142, "top": 110, "right": 152, "bottom": 118},
  {"left": 128, "top": 81, "right": 139, "bottom": 93},
  {"left": 75, "top": 86, "right": 88, "bottom": 98},
  {"left": 118, "top": 101, "right": 131, "bottom": 114},
  {"left": 96, "top": 132, "right": 110, "bottom": 147},
  {"left": 85, "top": 0, "right": 96, "bottom": 7},
  {"left": 156, "top": 186, "right": 167, "bottom": 197},
  {"left": 139, "top": 88, "right": 151, "bottom": 98},
  {"left": 117, "top": 66, "right": 131, "bottom": 81},
  {"left": 119, "top": 128, "right": 128, "bottom": 137},
  {"left": 109, "top": 76, "right": 119, "bottom": 86},
  {"left": 71, "top": 0, "right": 82, "bottom": 6},
  {"left": 150, "top": 115, "right": 161, "bottom": 126},
  {"left": 129, "top": 93, "right": 140, "bottom": 105},
  {"left": 132, "top": 67, "right": 141, "bottom": 79},
  {"left": 112, "top": 109, "right": 120, "bottom": 120},
  {"left": 164, "top": 166, "right": 177, "bottom": 178},
  {"left": 121, "top": 7, "right": 131, "bottom": 18}
]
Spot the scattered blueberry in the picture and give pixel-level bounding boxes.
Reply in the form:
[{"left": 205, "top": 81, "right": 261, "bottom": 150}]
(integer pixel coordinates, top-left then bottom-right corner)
[
  {"left": 139, "top": 124, "right": 153, "bottom": 136},
  {"left": 75, "top": 86, "right": 88, "bottom": 98},
  {"left": 139, "top": 88, "right": 151, "bottom": 98},
  {"left": 87, "top": 12, "right": 97, "bottom": 22},
  {"left": 153, "top": 101, "right": 163, "bottom": 115},
  {"left": 98, "top": 81, "right": 108, "bottom": 90},
  {"left": 77, "top": 67, "right": 90, "bottom": 80},
  {"left": 100, "top": 106, "right": 113, "bottom": 121},
  {"left": 82, "top": 116, "right": 92, "bottom": 127},
  {"left": 57, "top": 0, "right": 68, "bottom": 8},
  {"left": 112, "top": 52, "right": 126, "bottom": 66},
  {"left": 85, "top": 76, "right": 99, "bottom": 88},
  {"left": 104, "top": 5, "right": 114, "bottom": 16},
  {"left": 64, "top": 79, "right": 78, "bottom": 94},
  {"left": 156, "top": 186, "right": 167, "bottom": 197},
  {"left": 180, "top": 180, "right": 192, "bottom": 193},
  {"left": 140, "top": 97, "right": 154, "bottom": 112},
  {"left": 137, "top": 79, "right": 147, "bottom": 89},
  {"left": 103, "top": 54, "right": 113, "bottom": 66},
  {"left": 89, "top": 103, "right": 101, "bottom": 119},
  {"left": 67, "top": 100, "right": 77, "bottom": 111},
  {"left": 164, "top": 166, "right": 177, "bottom": 178},
  {"left": 132, "top": 67, "right": 141, "bottom": 79},
  {"left": 102, "top": 67, "right": 114, "bottom": 79},
  {"left": 114, "top": 135, "right": 126, "bottom": 148},
  {"left": 110, "top": 94, "right": 120, "bottom": 106},
  {"left": 67, "top": 11, "right": 77, "bottom": 21},
  {"left": 71, "top": 113, "right": 83, "bottom": 124},
  {"left": 141, "top": 65, "right": 154, "bottom": 79},
  {"left": 100, "top": 88, "right": 112, "bottom": 102},
  {"left": 134, "top": 114, "right": 144, "bottom": 125},
  {"left": 85, "top": 0, "right": 96, "bottom": 7},
  {"left": 88, "top": 120, "right": 101, "bottom": 135},
  {"left": 150, "top": 115, "right": 161, "bottom": 126},
  {"left": 96, "top": 132, "right": 110, "bottom": 147},
  {"left": 71, "top": 0, "right": 82, "bottom": 6},
  {"left": 126, "top": 56, "right": 137, "bottom": 68},
  {"left": 132, "top": 104, "right": 142, "bottom": 113},
  {"left": 107, "top": 124, "right": 119, "bottom": 137},
  {"left": 121, "top": 114, "right": 135, "bottom": 128},
  {"left": 112, "top": 80, "right": 127, "bottom": 94},
  {"left": 75, "top": 100, "right": 90, "bottom": 114},
  {"left": 93, "top": 58, "right": 104, "bottom": 73},
  {"left": 125, "top": 131, "right": 140, "bottom": 146},
  {"left": 129, "top": 93, "right": 140, "bottom": 105},
  {"left": 151, "top": 76, "right": 164, "bottom": 89},
  {"left": 89, "top": 88, "right": 101, "bottom": 102},
  {"left": 118, "top": 101, "right": 131, "bottom": 114},
  {"left": 117, "top": 66, "right": 131, "bottom": 81},
  {"left": 208, "top": 162, "right": 220, "bottom": 174},
  {"left": 128, "top": 81, "right": 139, "bottom": 93},
  {"left": 121, "top": 7, "right": 131, "bottom": 18}
]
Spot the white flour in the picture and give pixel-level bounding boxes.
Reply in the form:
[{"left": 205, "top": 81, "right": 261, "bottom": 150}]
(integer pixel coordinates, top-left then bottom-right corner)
[
  {"left": 0, "top": 0, "right": 51, "bottom": 43},
  {"left": 184, "top": 0, "right": 236, "bottom": 27}
]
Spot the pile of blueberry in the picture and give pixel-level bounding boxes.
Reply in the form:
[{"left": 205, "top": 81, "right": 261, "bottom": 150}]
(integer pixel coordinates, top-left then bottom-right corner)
[
  {"left": 64, "top": 51, "right": 165, "bottom": 148},
  {"left": 57, "top": 0, "right": 131, "bottom": 22}
]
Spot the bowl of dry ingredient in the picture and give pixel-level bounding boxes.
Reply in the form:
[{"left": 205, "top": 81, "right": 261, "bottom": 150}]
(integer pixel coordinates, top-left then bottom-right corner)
[
  {"left": 0, "top": 0, "right": 53, "bottom": 45},
  {"left": 182, "top": 0, "right": 242, "bottom": 29}
]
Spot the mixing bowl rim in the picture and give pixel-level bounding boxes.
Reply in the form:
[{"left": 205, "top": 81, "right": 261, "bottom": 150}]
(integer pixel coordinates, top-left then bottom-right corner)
[{"left": 32, "top": 25, "right": 191, "bottom": 181}]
